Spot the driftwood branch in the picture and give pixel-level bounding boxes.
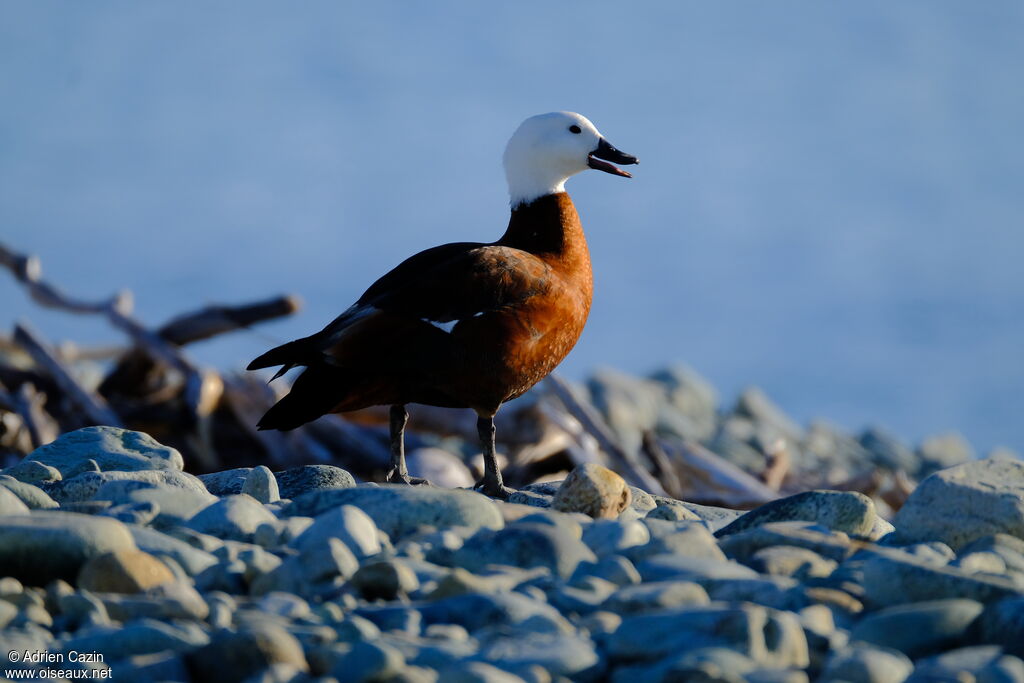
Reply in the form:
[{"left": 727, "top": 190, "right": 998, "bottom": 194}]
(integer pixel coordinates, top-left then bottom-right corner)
[
  {"left": 158, "top": 296, "right": 301, "bottom": 346},
  {"left": 12, "top": 382, "right": 59, "bottom": 448},
  {"left": 542, "top": 374, "right": 668, "bottom": 496},
  {"left": 13, "top": 322, "right": 122, "bottom": 428},
  {"left": 1, "top": 242, "right": 204, "bottom": 416}
]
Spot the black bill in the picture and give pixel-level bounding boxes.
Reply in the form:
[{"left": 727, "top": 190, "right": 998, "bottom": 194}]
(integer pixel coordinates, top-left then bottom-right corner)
[{"left": 588, "top": 137, "right": 639, "bottom": 177}]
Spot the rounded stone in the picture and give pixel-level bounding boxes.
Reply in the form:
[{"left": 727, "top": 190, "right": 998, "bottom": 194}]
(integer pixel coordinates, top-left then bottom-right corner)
[
  {"left": 77, "top": 550, "right": 176, "bottom": 594},
  {"left": 893, "top": 454, "right": 1024, "bottom": 550},
  {"left": 21, "top": 426, "right": 183, "bottom": 476},
  {"left": 286, "top": 485, "right": 503, "bottom": 540},
  {"left": 0, "top": 511, "right": 137, "bottom": 585},
  {"left": 242, "top": 465, "right": 280, "bottom": 504},
  {"left": 0, "top": 476, "right": 58, "bottom": 510},
  {"left": 0, "top": 486, "right": 30, "bottom": 515},
  {"left": 552, "top": 463, "right": 632, "bottom": 519},
  {"left": 352, "top": 559, "right": 420, "bottom": 601},
  {"left": 184, "top": 624, "right": 308, "bottom": 683},
  {"left": 186, "top": 494, "right": 278, "bottom": 542}
]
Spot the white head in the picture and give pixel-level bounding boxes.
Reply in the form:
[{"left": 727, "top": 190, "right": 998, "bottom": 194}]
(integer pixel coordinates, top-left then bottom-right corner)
[{"left": 503, "top": 111, "right": 638, "bottom": 208}]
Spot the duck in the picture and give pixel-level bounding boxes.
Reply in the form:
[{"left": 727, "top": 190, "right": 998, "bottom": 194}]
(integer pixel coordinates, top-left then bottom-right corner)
[{"left": 247, "top": 111, "right": 637, "bottom": 498}]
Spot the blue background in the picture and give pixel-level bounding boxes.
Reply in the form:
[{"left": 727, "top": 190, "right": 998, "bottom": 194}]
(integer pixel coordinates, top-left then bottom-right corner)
[{"left": 2, "top": 2, "right": 1022, "bottom": 452}]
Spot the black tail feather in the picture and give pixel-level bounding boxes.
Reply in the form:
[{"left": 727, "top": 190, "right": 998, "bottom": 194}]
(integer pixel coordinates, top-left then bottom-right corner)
[
  {"left": 255, "top": 366, "right": 348, "bottom": 431},
  {"left": 247, "top": 337, "right": 315, "bottom": 372}
]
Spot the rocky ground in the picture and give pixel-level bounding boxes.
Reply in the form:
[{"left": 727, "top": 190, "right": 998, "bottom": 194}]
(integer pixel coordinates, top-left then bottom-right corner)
[{"left": 2, "top": 425, "right": 1024, "bottom": 683}]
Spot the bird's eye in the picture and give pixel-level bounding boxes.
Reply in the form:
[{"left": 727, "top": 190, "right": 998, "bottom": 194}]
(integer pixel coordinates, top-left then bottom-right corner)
[{"left": 569, "top": 125, "right": 582, "bottom": 134}]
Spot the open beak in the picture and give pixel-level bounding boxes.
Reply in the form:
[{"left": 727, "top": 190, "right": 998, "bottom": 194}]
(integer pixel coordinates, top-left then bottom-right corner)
[{"left": 588, "top": 138, "right": 639, "bottom": 178}]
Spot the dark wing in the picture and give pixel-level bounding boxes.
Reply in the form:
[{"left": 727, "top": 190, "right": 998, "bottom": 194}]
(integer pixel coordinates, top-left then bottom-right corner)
[{"left": 248, "top": 240, "right": 551, "bottom": 373}]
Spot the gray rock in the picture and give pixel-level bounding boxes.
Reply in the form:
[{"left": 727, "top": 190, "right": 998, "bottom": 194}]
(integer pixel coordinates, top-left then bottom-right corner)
[
  {"left": 716, "top": 490, "right": 877, "bottom": 538},
  {"left": 418, "top": 592, "right": 571, "bottom": 633},
  {"left": 455, "top": 522, "right": 595, "bottom": 578},
  {"left": 0, "top": 476, "right": 58, "bottom": 509},
  {"left": 242, "top": 465, "right": 280, "bottom": 504},
  {"left": 253, "top": 537, "right": 359, "bottom": 596},
  {"left": 604, "top": 580, "right": 710, "bottom": 613},
  {"left": 734, "top": 386, "right": 804, "bottom": 442},
  {"left": 661, "top": 499, "right": 746, "bottom": 531},
  {"left": 918, "top": 432, "right": 976, "bottom": 476},
  {"left": 637, "top": 553, "right": 759, "bottom": 583},
  {"left": 820, "top": 644, "right": 914, "bottom": 683},
  {"left": 407, "top": 448, "right": 475, "bottom": 488},
  {"left": 274, "top": 464, "right": 355, "bottom": 499},
  {"left": 607, "top": 605, "right": 808, "bottom": 668},
  {"left": 861, "top": 547, "right": 1024, "bottom": 606},
  {"left": 629, "top": 486, "right": 657, "bottom": 513},
  {"left": 186, "top": 494, "right": 278, "bottom": 542},
  {"left": 331, "top": 640, "right": 406, "bottom": 682},
  {"left": 478, "top": 632, "right": 599, "bottom": 677},
  {"left": 719, "top": 521, "right": 855, "bottom": 563},
  {"left": 2, "top": 459, "right": 62, "bottom": 483},
  {"left": 128, "top": 527, "right": 218, "bottom": 575},
  {"left": 198, "top": 467, "right": 251, "bottom": 496},
  {"left": 629, "top": 519, "right": 726, "bottom": 562},
  {"left": 646, "top": 500, "right": 701, "bottom": 522},
  {"left": 44, "top": 469, "right": 209, "bottom": 504},
  {"left": 649, "top": 364, "right": 719, "bottom": 442},
  {"left": 289, "top": 504, "right": 382, "bottom": 558},
  {"left": 22, "top": 426, "right": 183, "bottom": 476},
  {"left": 582, "top": 518, "right": 650, "bottom": 556},
  {"left": 184, "top": 624, "right": 308, "bottom": 682},
  {"left": 750, "top": 545, "right": 838, "bottom": 580},
  {"left": 506, "top": 489, "right": 553, "bottom": 508},
  {"left": 703, "top": 576, "right": 804, "bottom": 611},
  {"left": 893, "top": 454, "right": 1024, "bottom": 550},
  {"left": 960, "top": 534, "right": 1024, "bottom": 575},
  {"left": 61, "top": 618, "right": 209, "bottom": 661},
  {"left": 352, "top": 558, "right": 420, "bottom": 601},
  {"left": 976, "top": 597, "right": 1024, "bottom": 657},
  {"left": 100, "top": 582, "right": 210, "bottom": 622},
  {"left": 850, "top": 598, "right": 984, "bottom": 658},
  {"left": 93, "top": 479, "right": 216, "bottom": 528},
  {"left": 859, "top": 427, "right": 918, "bottom": 473},
  {"left": 286, "top": 485, "right": 503, "bottom": 539},
  {"left": 572, "top": 555, "right": 642, "bottom": 587},
  {"left": 908, "top": 645, "right": 1024, "bottom": 683},
  {"left": 0, "top": 511, "right": 137, "bottom": 584},
  {"left": 0, "top": 485, "right": 30, "bottom": 514},
  {"left": 439, "top": 661, "right": 527, "bottom": 683},
  {"left": 587, "top": 368, "right": 663, "bottom": 455}
]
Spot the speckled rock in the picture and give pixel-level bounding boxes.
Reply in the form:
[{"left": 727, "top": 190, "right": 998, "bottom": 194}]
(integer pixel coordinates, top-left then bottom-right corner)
[
  {"left": 0, "top": 511, "right": 137, "bottom": 584},
  {"left": 78, "top": 550, "right": 176, "bottom": 593},
  {"left": 716, "top": 490, "right": 877, "bottom": 538},
  {"left": 275, "top": 464, "right": 356, "bottom": 498},
  {"left": 44, "top": 469, "right": 209, "bottom": 505},
  {"left": 718, "top": 521, "right": 855, "bottom": 563},
  {"left": 892, "top": 454, "right": 1024, "bottom": 550},
  {"left": 2, "top": 459, "right": 62, "bottom": 483},
  {"left": 197, "top": 467, "right": 250, "bottom": 496},
  {"left": 286, "top": 485, "right": 503, "bottom": 539},
  {"left": 21, "top": 426, "right": 183, "bottom": 476},
  {"left": 552, "top": 463, "right": 631, "bottom": 519}
]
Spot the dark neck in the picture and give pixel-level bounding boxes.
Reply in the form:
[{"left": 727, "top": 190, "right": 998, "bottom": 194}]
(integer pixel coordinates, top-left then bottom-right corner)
[{"left": 497, "top": 192, "right": 582, "bottom": 255}]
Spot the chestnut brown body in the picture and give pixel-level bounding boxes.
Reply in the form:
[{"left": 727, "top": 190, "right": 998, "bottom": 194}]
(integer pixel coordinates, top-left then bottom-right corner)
[{"left": 249, "top": 192, "right": 592, "bottom": 428}]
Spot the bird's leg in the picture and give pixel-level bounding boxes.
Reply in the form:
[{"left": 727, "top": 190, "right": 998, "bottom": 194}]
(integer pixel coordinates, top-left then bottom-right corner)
[
  {"left": 385, "top": 404, "right": 429, "bottom": 486},
  {"left": 473, "top": 414, "right": 514, "bottom": 499}
]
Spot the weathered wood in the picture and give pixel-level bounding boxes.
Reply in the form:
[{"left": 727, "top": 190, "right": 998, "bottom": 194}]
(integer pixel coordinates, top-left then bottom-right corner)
[
  {"left": 657, "top": 438, "right": 778, "bottom": 509},
  {"left": 542, "top": 374, "right": 668, "bottom": 496},
  {"left": 159, "top": 296, "right": 301, "bottom": 346},
  {"left": 13, "top": 322, "right": 122, "bottom": 428}
]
